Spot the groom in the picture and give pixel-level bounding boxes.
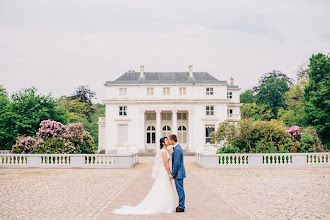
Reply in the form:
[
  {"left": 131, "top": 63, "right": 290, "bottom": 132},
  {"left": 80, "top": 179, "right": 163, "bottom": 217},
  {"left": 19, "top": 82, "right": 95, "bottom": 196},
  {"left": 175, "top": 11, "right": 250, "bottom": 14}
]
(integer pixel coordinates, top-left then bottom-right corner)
[{"left": 168, "top": 134, "right": 186, "bottom": 212}]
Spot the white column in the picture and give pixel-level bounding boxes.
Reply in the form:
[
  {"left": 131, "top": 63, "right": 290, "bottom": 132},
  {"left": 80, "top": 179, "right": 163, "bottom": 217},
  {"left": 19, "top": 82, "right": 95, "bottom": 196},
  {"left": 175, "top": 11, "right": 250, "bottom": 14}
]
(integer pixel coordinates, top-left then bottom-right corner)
[
  {"left": 97, "top": 117, "right": 105, "bottom": 153},
  {"left": 172, "top": 110, "right": 177, "bottom": 135},
  {"left": 139, "top": 110, "right": 145, "bottom": 152},
  {"left": 188, "top": 110, "right": 193, "bottom": 151},
  {"left": 156, "top": 110, "right": 161, "bottom": 150}
]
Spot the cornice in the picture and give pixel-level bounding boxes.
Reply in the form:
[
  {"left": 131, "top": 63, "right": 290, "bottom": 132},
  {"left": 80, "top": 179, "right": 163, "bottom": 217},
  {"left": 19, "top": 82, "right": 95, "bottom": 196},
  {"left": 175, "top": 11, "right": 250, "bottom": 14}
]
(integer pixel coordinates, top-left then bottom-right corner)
[
  {"left": 102, "top": 99, "right": 242, "bottom": 104},
  {"left": 228, "top": 103, "right": 244, "bottom": 107}
]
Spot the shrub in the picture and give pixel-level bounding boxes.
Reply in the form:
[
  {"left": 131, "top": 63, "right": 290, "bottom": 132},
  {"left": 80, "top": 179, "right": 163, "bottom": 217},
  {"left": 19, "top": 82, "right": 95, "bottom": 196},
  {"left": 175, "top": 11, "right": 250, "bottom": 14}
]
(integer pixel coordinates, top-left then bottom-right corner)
[
  {"left": 217, "top": 142, "right": 240, "bottom": 153},
  {"left": 12, "top": 120, "right": 96, "bottom": 154}
]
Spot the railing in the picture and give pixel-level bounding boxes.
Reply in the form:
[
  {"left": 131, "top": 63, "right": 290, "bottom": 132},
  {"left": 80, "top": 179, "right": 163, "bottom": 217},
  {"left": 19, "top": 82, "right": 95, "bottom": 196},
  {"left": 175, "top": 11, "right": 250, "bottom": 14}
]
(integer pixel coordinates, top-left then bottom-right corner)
[
  {"left": 0, "top": 150, "right": 10, "bottom": 154},
  {"left": 195, "top": 153, "right": 330, "bottom": 168},
  {"left": 0, "top": 153, "right": 139, "bottom": 168},
  {"left": 227, "top": 114, "right": 240, "bottom": 120}
]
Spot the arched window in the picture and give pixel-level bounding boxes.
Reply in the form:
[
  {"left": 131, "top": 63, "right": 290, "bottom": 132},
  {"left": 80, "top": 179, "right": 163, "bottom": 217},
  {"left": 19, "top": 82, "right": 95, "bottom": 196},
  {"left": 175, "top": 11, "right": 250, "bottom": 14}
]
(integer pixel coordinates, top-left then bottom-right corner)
[
  {"left": 178, "top": 126, "right": 187, "bottom": 143},
  {"left": 162, "top": 125, "right": 171, "bottom": 137},
  {"left": 146, "top": 126, "right": 156, "bottom": 144}
]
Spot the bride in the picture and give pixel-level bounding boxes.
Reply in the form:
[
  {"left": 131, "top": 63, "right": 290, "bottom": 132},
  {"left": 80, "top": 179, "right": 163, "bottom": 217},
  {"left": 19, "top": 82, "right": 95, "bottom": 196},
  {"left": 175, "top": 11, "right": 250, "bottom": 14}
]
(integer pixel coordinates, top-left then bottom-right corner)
[{"left": 113, "top": 137, "right": 176, "bottom": 215}]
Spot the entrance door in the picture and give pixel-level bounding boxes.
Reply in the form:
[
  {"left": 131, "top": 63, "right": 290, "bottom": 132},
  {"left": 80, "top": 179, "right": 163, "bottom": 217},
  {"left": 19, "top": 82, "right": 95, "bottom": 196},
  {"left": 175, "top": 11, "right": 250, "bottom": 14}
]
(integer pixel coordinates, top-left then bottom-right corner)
[{"left": 145, "top": 125, "right": 156, "bottom": 149}]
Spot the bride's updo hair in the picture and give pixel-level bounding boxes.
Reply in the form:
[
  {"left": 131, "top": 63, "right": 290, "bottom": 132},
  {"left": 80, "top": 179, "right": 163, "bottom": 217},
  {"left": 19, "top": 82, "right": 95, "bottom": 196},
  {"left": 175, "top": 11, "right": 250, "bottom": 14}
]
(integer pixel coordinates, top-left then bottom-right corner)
[{"left": 159, "top": 137, "right": 167, "bottom": 149}]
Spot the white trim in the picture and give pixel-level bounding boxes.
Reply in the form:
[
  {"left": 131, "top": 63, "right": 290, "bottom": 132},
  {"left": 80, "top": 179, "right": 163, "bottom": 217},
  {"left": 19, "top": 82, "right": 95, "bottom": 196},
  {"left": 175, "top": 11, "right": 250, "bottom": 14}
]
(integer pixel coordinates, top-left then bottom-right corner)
[{"left": 103, "top": 100, "right": 235, "bottom": 104}]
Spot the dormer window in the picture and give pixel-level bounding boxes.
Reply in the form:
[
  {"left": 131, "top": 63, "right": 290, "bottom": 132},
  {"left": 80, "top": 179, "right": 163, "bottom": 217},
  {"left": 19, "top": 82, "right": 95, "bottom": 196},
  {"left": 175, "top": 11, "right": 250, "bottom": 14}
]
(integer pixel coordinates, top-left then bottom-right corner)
[{"left": 206, "top": 88, "right": 213, "bottom": 95}]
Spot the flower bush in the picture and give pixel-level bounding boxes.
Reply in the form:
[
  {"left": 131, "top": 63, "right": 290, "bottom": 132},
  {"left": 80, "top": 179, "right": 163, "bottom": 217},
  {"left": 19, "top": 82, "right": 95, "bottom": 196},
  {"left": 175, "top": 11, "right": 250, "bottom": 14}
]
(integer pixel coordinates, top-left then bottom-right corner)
[
  {"left": 212, "top": 119, "right": 327, "bottom": 153},
  {"left": 12, "top": 120, "right": 96, "bottom": 154}
]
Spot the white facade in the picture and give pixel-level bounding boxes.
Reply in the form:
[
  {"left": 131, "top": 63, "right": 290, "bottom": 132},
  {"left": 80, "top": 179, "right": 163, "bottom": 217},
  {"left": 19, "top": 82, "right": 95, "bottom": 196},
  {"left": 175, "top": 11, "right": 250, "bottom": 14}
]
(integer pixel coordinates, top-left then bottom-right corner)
[{"left": 98, "top": 66, "right": 242, "bottom": 154}]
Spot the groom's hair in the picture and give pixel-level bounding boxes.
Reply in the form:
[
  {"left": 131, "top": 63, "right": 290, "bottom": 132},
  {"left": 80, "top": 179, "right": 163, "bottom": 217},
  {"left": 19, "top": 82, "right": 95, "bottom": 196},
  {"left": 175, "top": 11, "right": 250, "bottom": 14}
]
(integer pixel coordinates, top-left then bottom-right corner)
[{"left": 169, "top": 134, "right": 177, "bottom": 142}]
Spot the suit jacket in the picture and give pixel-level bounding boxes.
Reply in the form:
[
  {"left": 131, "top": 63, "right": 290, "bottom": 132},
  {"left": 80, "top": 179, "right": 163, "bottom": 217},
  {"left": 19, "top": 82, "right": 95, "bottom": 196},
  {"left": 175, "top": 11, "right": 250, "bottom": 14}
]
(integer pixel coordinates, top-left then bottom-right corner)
[{"left": 171, "top": 143, "right": 186, "bottom": 179}]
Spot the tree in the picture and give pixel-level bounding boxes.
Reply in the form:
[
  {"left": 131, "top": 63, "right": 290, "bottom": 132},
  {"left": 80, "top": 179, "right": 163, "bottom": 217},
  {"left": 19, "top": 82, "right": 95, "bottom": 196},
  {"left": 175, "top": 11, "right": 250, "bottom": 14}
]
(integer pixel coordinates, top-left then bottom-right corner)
[
  {"left": 0, "top": 87, "right": 68, "bottom": 150},
  {"left": 69, "top": 85, "right": 96, "bottom": 105},
  {"left": 297, "top": 62, "right": 310, "bottom": 81},
  {"left": 252, "top": 70, "right": 294, "bottom": 94},
  {"left": 304, "top": 53, "right": 330, "bottom": 148},
  {"left": 240, "top": 103, "right": 273, "bottom": 121},
  {"left": 256, "top": 77, "right": 290, "bottom": 117},
  {"left": 0, "top": 84, "right": 8, "bottom": 97},
  {"left": 240, "top": 90, "right": 255, "bottom": 103},
  {"left": 277, "top": 79, "right": 308, "bottom": 126}
]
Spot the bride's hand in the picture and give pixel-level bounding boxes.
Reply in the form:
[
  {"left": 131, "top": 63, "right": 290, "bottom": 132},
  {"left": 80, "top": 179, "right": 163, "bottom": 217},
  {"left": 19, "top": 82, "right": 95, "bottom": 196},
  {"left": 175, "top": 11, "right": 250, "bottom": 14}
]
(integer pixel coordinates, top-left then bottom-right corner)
[{"left": 171, "top": 151, "right": 174, "bottom": 155}]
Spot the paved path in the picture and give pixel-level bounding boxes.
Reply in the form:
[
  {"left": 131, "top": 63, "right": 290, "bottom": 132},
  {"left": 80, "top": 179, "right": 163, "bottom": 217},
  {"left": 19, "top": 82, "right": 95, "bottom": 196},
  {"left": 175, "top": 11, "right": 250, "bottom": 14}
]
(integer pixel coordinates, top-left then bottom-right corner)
[
  {"left": 1, "top": 157, "right": 329, "bottom": 219},
  {"left": 96, "top": 163, "right": 243, "bottom": 220}
]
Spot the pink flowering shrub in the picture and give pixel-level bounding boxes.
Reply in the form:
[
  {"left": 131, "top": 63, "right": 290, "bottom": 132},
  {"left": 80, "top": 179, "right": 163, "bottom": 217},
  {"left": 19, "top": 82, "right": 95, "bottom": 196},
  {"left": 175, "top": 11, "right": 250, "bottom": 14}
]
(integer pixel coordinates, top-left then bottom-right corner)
[
  {"left": 286, "top": 125, "right": 326, "bottom": 152},
  {"left": 286, "top": 126, "right": 302, "bottom": 141},
  {"left": 12, "top": 120, "right": 96, "bottom": 154}
]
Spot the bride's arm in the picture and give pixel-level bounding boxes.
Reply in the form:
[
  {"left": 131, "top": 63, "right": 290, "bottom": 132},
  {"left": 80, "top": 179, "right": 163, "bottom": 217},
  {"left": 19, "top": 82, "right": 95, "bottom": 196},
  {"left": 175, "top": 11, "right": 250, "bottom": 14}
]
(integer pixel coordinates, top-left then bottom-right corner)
[{"left": 162, "top": 151, "right": 171, "bottom": 176}]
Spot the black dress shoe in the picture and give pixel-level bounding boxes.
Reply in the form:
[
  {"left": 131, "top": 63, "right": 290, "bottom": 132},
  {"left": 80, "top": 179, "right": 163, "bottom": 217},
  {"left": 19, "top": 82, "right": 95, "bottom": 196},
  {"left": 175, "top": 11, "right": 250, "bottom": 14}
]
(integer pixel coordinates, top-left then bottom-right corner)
[{"left": 176, "top": 207, "right": 185, "bottom": 212}]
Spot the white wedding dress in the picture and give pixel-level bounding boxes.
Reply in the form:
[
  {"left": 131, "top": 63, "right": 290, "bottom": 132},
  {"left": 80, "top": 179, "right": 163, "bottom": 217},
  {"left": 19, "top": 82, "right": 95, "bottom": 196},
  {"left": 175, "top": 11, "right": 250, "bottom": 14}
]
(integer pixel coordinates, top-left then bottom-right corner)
[{"left": 113, "top": 149, "right": 176, "bottom": 215}]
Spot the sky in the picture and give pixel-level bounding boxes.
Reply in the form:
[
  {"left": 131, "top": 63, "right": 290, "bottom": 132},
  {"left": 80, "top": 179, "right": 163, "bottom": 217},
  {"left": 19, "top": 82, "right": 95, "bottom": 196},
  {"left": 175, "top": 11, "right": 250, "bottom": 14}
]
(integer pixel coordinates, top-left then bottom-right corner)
[{"left": 1, "top": 0, "right": 329, "bottom": 103}]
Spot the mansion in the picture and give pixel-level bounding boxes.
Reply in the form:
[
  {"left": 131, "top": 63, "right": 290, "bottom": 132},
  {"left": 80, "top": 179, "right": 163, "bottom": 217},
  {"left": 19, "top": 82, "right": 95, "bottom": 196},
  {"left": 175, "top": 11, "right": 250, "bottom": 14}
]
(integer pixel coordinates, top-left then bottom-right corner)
[{"left": 98, "top": 65, "right": 242, "bottom": 154}]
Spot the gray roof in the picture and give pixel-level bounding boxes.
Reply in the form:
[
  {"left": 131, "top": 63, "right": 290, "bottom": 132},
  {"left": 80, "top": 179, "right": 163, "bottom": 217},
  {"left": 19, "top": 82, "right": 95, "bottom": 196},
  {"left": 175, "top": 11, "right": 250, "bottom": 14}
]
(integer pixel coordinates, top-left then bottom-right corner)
[{"left": 106, "top": 72, "right": 228, "bottom": 85}]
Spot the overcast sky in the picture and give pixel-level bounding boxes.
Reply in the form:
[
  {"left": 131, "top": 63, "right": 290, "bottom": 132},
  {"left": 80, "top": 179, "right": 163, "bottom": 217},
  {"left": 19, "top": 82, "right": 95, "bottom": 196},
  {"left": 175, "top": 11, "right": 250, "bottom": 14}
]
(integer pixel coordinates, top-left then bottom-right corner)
[{"left": 1, "top": 0, "right": 329, "bottom": 103}]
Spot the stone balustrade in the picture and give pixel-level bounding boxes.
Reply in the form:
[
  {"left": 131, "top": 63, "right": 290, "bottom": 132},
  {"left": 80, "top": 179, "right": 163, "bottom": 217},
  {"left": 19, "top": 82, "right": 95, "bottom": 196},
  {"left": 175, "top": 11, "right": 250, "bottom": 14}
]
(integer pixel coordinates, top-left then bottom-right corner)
[
  {"left": 0, "top": 153, "right": 139, "bottom": 168},
  {"left": 195, "top": 152, "right": 330, "bottom": 168},
  {"left": 0, "top": 150, "right": 10, "bottom": 154}
]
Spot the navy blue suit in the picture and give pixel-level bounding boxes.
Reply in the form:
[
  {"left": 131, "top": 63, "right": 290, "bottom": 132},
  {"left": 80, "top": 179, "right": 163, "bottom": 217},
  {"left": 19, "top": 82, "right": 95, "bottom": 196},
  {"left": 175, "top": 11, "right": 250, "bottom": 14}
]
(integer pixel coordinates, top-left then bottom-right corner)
[{"left": 171, "top": 143, "right": 186, "bottom": 209}]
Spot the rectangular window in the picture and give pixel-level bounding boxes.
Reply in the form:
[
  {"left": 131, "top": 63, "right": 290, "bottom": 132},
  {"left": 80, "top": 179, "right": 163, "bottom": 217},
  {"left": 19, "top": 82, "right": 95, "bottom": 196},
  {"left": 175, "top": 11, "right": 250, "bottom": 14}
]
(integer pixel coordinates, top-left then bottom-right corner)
[
  {"left": 227, "top": 109, "right": 233, "bottom": 116},
  {"left": 162, "top": 112, "right": 172, "bottom": 120},
  {"left": 118, "top": 124, "right": 128, "bottom": 144},
  {"left": 147, "top": 88, "right": 154, "bottom": 96},
  {"left": 205, "top": 125, "right": 215, "bottom": 143},
  {"left": 227, "top": 92, "right": 233, "bottom": 99},
  {"left": 178, "top": 132, "right": 187, "bottom": 143},
  {"left": 119, "top": 88, "right": 127, "bottom": 95},
  {"left": 206, "top": 106, "right": 214, "bottom": 116},
  {"left": 179, "top": 87, "right": 186, "bottom": 96},
  {"left": 177, "top": 112, "right": 187, "bottom": 120},
  {"left": 163, "top": 87, "right": 170, "bottom": 96},
  {"left": 206, "top": 88, "right": 214, "bottom": 95},
  {"left": 119, "top": 106, "right": 127, "bottom": 116},
  {"left": 146, "top": 113, "right": 156, "bottom": 120}
]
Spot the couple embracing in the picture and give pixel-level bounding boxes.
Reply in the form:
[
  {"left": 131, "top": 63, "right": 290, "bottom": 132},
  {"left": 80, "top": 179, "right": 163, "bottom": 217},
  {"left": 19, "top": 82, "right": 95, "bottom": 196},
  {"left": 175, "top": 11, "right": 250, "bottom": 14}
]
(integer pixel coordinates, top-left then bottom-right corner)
[{"left": 113, "top": 134, "right": 186, "bottom": 215}]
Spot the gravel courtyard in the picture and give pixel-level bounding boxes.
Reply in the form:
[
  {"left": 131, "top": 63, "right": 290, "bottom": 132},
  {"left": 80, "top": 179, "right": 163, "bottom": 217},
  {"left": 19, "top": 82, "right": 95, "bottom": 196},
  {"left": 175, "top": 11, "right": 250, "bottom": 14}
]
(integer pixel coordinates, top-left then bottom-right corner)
[
  {"left": 0, "top": 158, "right": 329, "bottom": 220},
  {"left": 194, "top": 168, "right": 330, "bottom": 220}
]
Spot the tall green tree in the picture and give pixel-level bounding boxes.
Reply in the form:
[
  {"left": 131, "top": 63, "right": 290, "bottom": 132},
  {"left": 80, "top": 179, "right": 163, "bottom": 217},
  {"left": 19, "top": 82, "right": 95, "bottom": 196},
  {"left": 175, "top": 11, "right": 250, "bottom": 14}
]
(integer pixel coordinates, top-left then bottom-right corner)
[
  {"left": 256, "top": 77, "right": 290, "bottom": 117},
  {"left": 304, "top": 53, "right": 330, "bottom": 148},
  {"left": 240, "top": 90, "right": 255, "bottom": 103},
  {"left": 277, "top": 79, "right": 309, "bottom": 126}
]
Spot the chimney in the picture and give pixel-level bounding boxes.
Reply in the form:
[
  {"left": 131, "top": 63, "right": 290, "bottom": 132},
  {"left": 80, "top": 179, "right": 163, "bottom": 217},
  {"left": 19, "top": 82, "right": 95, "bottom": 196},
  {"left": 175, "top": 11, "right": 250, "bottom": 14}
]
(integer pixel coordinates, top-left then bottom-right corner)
[
  {"left": 140, "top": 65, "right": 144, "bottom": 78},
  {"left": 230, "top": 77, "right": 234, "bottom": 85},
  {"left": 189, "top": 65, "right": 193, "bottom": 78}
]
